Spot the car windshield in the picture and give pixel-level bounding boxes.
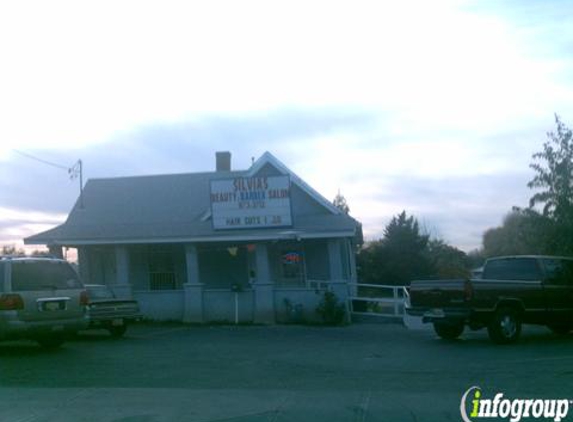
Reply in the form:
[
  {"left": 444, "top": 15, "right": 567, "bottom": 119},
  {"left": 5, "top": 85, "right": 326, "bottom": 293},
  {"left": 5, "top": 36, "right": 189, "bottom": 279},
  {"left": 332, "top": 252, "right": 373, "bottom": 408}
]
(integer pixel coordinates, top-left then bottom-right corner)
[
  {"left": 11, "top": 260, "right": 82, "bottom": 291},
  {"left": 87, "top": 285, "right": 115, "bottom": 300}
]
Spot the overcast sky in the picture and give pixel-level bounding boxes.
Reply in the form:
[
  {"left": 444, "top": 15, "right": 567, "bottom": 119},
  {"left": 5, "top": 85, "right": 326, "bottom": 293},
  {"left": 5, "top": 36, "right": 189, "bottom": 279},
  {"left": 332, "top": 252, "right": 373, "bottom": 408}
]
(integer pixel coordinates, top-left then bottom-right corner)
[{"left": 1, "top": 0, "right": 572, "bottom": 252}]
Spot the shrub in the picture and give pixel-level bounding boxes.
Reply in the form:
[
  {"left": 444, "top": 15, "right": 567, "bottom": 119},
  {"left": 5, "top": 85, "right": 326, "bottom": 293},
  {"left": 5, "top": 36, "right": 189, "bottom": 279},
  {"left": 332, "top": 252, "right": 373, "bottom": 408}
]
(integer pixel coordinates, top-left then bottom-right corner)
[{"left": 316, "top": 291, "right": 346, "bottom": 325}]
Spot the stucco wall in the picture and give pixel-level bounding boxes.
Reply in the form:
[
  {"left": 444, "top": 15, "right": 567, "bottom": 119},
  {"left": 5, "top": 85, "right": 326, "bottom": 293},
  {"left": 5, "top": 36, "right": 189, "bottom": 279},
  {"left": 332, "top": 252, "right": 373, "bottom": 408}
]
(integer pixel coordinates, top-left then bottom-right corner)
[
  {"left": 134, "top": 290, "right": 185, "bottom": 321},
  {"left": 203, "top": 289, "right": 254, "bottom": 323}
]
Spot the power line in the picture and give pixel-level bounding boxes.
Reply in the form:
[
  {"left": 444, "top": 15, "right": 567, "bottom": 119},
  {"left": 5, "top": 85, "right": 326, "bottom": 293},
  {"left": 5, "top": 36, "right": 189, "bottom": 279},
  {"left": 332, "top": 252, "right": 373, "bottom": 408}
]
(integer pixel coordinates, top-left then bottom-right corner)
[
  {"left": 12, "top": 149, "right": 70, "bottom": 171},
  {"left": 12, "top": 149, "right": 85, "bottom": 208}
]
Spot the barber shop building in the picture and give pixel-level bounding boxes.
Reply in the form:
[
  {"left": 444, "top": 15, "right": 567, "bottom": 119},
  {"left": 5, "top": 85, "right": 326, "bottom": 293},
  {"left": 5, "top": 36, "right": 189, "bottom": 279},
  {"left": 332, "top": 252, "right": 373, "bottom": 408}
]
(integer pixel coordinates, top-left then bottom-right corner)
[{"left": 25, "top": 152, "right": 362, "bottom": 323}]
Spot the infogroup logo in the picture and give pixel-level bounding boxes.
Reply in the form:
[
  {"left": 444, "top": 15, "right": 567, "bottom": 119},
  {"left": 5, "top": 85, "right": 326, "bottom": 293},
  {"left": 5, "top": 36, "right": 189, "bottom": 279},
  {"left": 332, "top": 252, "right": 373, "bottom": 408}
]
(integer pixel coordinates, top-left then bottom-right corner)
[{"left": 460, "top": 386, "right": 571, "bottom": 422}]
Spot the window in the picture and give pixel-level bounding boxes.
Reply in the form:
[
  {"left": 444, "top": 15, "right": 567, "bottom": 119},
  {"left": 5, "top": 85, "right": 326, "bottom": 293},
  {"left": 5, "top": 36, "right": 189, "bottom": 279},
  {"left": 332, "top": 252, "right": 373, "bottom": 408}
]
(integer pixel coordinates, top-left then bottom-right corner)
[
  {"left": 483, "top": 258, "right": 542, "bottom": 281},
  {"left": 542, "top": 258, "right": 573, "bottom": 286},
  {"left": 148, "top": 250, "right": 177, "bottom": 291},
  {"left": 11, "top": 261, "right": 82, "bottom": 291},
  {"left": 276, "top": 245, "right": 306, "bottom": 287},
  {"left": 86, "top": 284, "right": 115, "bottom": 299}
]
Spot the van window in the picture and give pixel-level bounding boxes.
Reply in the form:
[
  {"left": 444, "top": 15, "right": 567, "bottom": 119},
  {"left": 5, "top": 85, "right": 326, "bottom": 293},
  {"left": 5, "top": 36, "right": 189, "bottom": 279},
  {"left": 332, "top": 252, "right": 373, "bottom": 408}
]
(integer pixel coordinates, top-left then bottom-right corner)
[
  {"left": 483, "top": 258, "right": 542, "bottom": 281},
  {"left": 11, "top": 261, "right": 82, "bottom": 291},
  {"left": 542, "top": 258, "right": 573, "bottom": 285}
]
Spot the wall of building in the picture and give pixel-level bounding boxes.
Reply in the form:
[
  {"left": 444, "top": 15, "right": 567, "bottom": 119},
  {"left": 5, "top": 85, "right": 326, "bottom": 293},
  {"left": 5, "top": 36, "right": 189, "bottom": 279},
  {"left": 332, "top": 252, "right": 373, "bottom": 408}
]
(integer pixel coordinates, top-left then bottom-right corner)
[
  {"left": 203, "top": 290, "right": 254, "bottom": 323},
  {"left": 134, "top": 290, "right": 185, "bottom": 321}
]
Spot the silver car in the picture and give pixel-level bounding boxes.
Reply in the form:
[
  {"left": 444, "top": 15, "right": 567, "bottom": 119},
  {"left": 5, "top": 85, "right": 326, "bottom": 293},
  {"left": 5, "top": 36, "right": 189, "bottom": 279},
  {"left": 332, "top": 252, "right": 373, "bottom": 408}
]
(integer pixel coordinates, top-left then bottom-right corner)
[{"left": 0, "top": 257, "right": 89, "bottom": 348}]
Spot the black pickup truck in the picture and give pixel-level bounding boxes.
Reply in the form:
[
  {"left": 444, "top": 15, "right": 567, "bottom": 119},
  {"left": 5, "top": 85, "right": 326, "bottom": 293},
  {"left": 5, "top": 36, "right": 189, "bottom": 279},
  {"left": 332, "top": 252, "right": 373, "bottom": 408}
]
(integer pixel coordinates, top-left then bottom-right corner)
[{"left": 406, "top": 255, "right": 573, "bottom": 344}]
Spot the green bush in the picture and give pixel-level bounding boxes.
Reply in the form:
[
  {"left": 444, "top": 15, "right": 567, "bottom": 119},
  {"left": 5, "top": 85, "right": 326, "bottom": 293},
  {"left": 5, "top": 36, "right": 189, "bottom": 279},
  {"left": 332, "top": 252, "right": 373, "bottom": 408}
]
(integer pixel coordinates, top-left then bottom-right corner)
[{"left": 316, "top": 291, "right": 346, "bottom": 325}]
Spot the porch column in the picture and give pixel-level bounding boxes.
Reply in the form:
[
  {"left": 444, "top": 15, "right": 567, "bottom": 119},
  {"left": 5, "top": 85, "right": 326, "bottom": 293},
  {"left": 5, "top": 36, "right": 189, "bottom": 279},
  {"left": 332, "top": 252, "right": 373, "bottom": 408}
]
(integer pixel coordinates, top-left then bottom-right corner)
[
  {"left": 328, "top": 239, "right": 344, "bottom": 281},
  {"left": 112, "top": 246, "right": 132, "bottom": 299},
  {"left": 183, "top": 244, "right": 204, "bottom": 323},
  {"left": 253, "top": 243, "right": 275, "bottom": 324},
  {"left": 77, "top": 247, "right": 91, "bottom": 284},
  {"left": 347, "top": 239, "right": 358, "bottom": 296}
]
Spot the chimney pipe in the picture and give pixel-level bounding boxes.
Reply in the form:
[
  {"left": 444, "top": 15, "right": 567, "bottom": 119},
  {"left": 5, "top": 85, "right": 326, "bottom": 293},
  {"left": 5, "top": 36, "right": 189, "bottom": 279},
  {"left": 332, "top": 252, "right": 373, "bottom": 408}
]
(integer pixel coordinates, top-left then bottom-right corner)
[{"left": 216, "top": 151, "right": 231, "bottom": 172}]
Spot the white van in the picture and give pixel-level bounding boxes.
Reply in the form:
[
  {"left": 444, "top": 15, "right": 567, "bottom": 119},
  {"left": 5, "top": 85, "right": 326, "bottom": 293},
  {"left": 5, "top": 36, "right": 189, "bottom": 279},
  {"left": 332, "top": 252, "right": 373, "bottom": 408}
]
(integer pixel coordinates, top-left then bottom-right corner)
[{"left": 0, "top": 257, "right": 89, "bottom": 348}]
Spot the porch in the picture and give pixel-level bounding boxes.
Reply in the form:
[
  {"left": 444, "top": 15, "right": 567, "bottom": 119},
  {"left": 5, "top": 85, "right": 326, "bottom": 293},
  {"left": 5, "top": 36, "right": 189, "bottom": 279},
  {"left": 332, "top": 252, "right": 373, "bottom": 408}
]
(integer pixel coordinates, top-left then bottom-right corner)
[{"left": 77, "top": 238, "right": 356, "bottom": 323}]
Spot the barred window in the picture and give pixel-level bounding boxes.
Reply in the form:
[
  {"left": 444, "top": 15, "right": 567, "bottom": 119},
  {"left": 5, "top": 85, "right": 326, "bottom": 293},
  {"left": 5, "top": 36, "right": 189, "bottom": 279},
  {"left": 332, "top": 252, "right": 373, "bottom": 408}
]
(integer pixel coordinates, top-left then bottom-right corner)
[{"left": 148, "top": 249, "right": 177, "bottom": 291}]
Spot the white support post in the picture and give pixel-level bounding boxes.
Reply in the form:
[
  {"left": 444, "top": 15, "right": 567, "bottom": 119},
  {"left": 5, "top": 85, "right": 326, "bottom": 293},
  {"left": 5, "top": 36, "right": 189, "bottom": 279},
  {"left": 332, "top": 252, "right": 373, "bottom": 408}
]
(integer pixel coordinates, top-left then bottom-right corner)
[
  {"left": 328, "top": 239, "right": 343, "bottom": 282},
  {"left": 77, "top": 247, "right": 91, "bottom": 284},
  {"left": 253, "top": 243, "right": 275, "bottom": 324},
  {"left": 183, "top": 244, "right": 204, "bottom": 323},
  {"left": 112, "top": 246, "right": 132, "bottom": 299}
]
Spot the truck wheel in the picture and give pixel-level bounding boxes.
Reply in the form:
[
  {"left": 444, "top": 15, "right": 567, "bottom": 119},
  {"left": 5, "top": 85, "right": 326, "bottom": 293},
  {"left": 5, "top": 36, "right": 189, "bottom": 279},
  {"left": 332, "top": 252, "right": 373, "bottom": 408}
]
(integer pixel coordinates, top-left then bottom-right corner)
[
  {"left": 548, "top": 324, "right": 572, "bottom": 335},
  {"left": 488, "top": 307, "right": 521, "bottom": 344},
  {"left": 36, "top": 336, "right": 65, "bottom": 349},
  {"left": 108, "top": 324, "right": 127, "bottom": 339},
  {"left": 433, "top": 322, "right": 464, "bottom": 340}
]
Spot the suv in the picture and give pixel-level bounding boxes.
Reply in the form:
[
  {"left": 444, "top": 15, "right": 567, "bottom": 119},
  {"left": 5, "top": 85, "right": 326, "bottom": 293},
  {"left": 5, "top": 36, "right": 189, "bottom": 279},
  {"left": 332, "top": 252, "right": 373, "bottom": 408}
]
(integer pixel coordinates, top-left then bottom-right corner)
[{"left": 0, "top": 257, "right": 89, "bottom": 348}]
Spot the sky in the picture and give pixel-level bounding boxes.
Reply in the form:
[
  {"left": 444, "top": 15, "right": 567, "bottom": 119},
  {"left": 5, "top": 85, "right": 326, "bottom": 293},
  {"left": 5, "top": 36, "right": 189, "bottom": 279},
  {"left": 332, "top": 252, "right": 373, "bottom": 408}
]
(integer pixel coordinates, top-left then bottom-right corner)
[{"left": 0, "top": 0, "right": 572, "bottom": 252}]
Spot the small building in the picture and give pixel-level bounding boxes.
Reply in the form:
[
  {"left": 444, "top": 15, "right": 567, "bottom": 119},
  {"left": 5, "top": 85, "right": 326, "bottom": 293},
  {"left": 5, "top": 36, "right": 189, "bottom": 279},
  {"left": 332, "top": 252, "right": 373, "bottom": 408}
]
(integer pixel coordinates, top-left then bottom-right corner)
[{"left": 25, "top": 152, "right": 362, "bottom": 323}]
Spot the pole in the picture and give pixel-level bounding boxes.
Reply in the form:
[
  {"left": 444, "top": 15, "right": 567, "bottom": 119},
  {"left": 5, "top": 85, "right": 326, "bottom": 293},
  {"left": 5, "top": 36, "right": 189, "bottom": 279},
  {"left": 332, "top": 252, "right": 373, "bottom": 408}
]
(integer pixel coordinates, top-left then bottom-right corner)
[
  {"left": 234, "top": 292, "right": 239, "bottom": 325},
  {"left": 79, "top": 159, "right": 84, "bottom": 208}
]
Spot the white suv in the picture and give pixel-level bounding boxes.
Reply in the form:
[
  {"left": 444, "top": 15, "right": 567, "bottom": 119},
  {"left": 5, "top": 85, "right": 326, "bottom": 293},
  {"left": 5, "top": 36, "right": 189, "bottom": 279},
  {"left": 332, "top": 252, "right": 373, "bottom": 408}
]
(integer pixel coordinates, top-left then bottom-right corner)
[{"left": 0, "top": 257, "right": 89, "bottom": 348}]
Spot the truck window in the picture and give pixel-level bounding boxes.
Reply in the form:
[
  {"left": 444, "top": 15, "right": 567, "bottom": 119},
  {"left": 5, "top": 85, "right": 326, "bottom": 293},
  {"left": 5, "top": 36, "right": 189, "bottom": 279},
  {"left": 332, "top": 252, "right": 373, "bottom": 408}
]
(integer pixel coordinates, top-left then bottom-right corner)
[
  {"left": 11, "top": 261, "right": 82, "bottom": 291},
  {"left": 542, "top": 258, "right": 573, "bottom": 286},
  {"left": 483, "top": 258, "right": 542, "bottom": 281}
]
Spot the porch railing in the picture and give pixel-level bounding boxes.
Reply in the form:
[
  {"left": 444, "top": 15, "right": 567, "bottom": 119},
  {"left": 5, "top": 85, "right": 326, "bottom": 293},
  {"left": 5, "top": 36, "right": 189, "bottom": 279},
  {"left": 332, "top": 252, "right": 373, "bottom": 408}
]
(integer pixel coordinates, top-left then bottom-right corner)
[{"left": 347, "top": 283, "right": 406, "bottom": 319}]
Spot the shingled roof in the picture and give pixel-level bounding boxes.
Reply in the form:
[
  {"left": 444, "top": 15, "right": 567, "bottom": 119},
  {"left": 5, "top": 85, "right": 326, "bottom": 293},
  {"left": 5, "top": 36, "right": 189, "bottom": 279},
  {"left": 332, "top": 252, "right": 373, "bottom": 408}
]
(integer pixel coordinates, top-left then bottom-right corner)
[{"left": 25, "top": 152, "right": 360, "bottom": 246}]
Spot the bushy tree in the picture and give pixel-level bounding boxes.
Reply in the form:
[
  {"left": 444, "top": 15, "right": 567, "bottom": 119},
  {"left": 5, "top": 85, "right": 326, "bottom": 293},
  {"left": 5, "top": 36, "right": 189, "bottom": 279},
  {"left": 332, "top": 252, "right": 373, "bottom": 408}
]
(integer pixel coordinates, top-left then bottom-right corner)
[
  {"left": 482, "top": 208, "right": 551, "bottom": 257},
  {"left": 527, "top": 115, "right": 573, "bottom": 254},
  {"left": 426, "top": 239, "right": 470, "bottom": 279},
  {"left": 528, "top": 114, "right": 573, "bottom": 223},
  {"left": 358, "top": 211, "right": 433, "bottom": 285},
  {"left": 481, "top": 115, "right": 573, "bottom": 256}
]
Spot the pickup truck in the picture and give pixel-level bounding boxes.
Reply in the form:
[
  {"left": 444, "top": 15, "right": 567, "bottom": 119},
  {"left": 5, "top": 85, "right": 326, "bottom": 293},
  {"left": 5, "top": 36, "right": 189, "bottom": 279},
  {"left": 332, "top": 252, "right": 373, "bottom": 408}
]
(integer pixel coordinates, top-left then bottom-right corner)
[
  {"left": 84, "top": 284, "right": 141, "bottom": 338},
  {"left": 405, "top": 255, "right": 573, "bottom": 344}
]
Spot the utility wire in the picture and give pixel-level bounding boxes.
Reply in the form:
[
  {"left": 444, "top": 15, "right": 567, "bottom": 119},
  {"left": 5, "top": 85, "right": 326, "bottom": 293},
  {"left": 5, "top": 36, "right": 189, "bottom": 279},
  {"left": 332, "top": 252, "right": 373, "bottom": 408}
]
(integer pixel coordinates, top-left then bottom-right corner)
[
  {"left": 12, "top": 148, "right": 85, "bottom": 207},
  {"left": 12, "top": 149, "right": 70, "bottom": 171}
]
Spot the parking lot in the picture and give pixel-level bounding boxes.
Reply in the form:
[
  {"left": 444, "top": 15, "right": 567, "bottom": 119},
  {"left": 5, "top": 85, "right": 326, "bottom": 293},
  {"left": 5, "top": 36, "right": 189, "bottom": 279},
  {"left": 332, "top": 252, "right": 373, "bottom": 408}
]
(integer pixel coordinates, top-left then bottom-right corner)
[{"left": 1, "top": 322, "right": 572, "bottom": 422}]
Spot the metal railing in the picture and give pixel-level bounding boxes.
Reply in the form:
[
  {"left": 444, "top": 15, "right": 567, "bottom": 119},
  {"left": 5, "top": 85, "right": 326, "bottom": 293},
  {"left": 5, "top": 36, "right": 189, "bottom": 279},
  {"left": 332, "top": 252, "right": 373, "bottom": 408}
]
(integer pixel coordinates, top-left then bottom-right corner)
[{"left": 348, "top": 283, "right": 406, "bottom": 319}]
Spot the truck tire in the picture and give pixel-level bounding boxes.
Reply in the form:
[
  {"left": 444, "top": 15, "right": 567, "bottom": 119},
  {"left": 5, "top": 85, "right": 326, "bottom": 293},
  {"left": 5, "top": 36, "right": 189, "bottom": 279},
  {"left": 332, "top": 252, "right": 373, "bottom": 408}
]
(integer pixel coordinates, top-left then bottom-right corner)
[
  {"left": 36, "top": 336, "right": 65, "bottom": 349},
  {"left": 488, "top": 307, "right": 521, "bottom": 344},
  {"left": 108, "top": 324, "right": 127, "bottom": 339},
  {"left": 433, "top": 322, "right": 464, "bottom": 340},
  {"left": 548, "top": 324, "right": 572, "bottom": 335}
]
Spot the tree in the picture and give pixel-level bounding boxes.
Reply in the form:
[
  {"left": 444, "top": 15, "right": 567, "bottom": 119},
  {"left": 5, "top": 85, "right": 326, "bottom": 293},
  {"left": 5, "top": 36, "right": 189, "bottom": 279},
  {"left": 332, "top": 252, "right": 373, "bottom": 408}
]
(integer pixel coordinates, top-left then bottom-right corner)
[
  {"left": 333, "top": 190, "right": 350, "bottom": 214},
  {"left": 426, "top": 239, "right": 469, "bottom": 279},
  {"left": 526, "top": 115, "right": 573, "bottom": 254},
  {"left": 480, "top": 115, "right": 573, "bottom": 256},
  {"left": 482, "top": 209, "right": 551, "bottom": 257},
  {"left": 1, "top": 245, "right": 25, "bottom": 256},
  {"left": 358, "top": 211, "right": 433, "bottom": 285},
  {"left": 528, "top": 114, "right": 573, "bottom": 223}
]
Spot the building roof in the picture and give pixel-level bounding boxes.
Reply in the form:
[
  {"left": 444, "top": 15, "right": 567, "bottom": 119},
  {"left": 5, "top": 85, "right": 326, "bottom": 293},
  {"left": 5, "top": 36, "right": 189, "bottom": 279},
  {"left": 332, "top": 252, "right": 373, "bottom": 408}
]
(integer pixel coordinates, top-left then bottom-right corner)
[{"left": 25, "top": 152, "right": 360, "bottom": 246}]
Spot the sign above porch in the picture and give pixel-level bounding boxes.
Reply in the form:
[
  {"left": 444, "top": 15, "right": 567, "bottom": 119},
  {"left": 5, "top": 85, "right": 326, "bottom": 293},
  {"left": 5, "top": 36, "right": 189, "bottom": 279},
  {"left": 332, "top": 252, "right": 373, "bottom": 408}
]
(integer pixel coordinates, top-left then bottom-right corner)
[{"left": 210, "top": 175, "right": 292, "bottom": 230}]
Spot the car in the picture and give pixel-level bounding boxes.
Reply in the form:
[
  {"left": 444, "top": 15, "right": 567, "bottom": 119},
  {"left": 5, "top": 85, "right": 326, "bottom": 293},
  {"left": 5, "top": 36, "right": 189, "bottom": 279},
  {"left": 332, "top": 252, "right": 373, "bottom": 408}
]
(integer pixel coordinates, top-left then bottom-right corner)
[
  {"left": 84, "top": 284, "right": 141, "bottom": 338},
  {"left": 0, "top": 256, "right": 89, "bottom": 348}
]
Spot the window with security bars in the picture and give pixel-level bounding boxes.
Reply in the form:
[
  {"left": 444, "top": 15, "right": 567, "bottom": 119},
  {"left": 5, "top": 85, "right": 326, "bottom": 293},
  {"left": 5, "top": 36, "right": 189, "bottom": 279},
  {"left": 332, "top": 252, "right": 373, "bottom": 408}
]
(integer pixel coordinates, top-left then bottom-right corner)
[{"left": 148, "top": 249, "right": 177, "bottom": 290}]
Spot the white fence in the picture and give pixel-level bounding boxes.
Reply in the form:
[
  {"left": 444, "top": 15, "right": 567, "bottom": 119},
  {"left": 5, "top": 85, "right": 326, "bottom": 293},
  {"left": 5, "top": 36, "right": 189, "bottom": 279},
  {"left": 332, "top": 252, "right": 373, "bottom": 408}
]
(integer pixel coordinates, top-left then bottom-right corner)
[{"left": 348, "top": 283, "right": 406, "bottom": 319}]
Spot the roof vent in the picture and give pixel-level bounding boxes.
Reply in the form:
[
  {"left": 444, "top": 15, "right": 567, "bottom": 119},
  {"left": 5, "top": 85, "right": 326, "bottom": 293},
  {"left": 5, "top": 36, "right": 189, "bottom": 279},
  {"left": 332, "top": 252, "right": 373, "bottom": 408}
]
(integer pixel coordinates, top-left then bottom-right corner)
[{"left": 216, "top": 151, "right": 231, "bottom": 172}]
